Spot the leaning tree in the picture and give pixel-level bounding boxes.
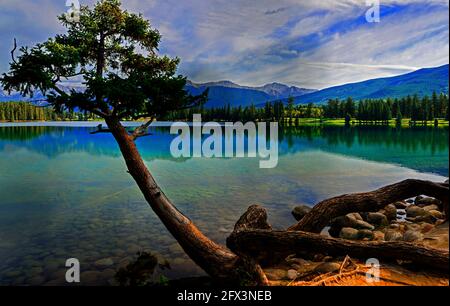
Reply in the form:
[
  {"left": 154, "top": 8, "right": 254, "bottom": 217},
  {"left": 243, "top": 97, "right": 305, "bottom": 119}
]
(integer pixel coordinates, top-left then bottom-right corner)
[
  {"left": 3, "top": 0, "right": 448, "bottom": 285},
  {"left": 1, "top": 0, "right": 267, "bottom": 284}
]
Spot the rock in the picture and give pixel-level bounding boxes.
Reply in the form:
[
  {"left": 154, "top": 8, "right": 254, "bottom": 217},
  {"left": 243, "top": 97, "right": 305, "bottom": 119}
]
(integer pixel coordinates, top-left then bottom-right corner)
[
  {"left": 292, "top": 205, "right": 312, "bottom": 221},
  {"left": 94, "top": 257, "right": 114, "bottom": 268},
  {"left": 339, "top": 227, "right": 359, "bottom": 240},
  {"left": 394, "top": 201, "right": 408, "bottom": 209},
  {"left": 423, "top": 205, "right": 439, "bottom": 212},
  {"left": 383, "top": 204, "right": 397, "bottom": 220},
  {"left": 406, "top": 205, "right": 427, "bottom": 218},
  {"left": 347, "top": 212, "right": 363, "bottom": 221},
  {"left": 313, "top": 262, "right": 341, "bottom": 274},
  {"left": 384, "top": 230, "right": 403, "bottom": 241},
  {"left": 287, "top": 269, "right": 298, "bottom": 280},
  {"left": 389, "top": 223, "right": 400, "bottom": 229},
  {"left": 429, "top": 210, "right": 444, "bottom": 219},
  {"left": 358, "top": 229, "right": 374, "bottom": 240},
  {"left": 414, "top": 214, "right": 438, "bottom": 224},
  {"left": 414, "top": 195, "right": 424, "bottom": 204},
  {"left": 372, "top": 231, "right": 385, "bottom": 241},
  {"left": 367, "top": 212, "right": 389, "bottom": 226},
  {"left": 415, "top": 197, "right": 441, "bottom": 207},
  {"left": 329, "top": 215, "right": 374, "bottom": 236},
  {"left": 264, "top": 268, "right": 287, "bottom": 281},
  {"left": 403, "top": 230, "right": 424, "bottom": 242}
]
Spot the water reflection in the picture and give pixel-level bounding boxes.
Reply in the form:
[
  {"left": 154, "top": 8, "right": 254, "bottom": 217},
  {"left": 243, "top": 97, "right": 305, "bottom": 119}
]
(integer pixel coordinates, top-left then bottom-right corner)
[{"left": 0, "top": 124, "right": 448, "bottom": 286}]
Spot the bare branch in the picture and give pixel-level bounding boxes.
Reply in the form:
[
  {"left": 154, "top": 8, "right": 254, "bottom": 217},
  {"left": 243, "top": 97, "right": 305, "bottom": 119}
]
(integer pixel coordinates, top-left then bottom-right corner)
[
  {"left": 10, "top": 38, "right": 17, "bottom": 64},
  {"left": 90, "top": 124, "right": 112, "bottom": 134},
  {"left": 131, "top": 117, "right": 155, "bottom": 140}
]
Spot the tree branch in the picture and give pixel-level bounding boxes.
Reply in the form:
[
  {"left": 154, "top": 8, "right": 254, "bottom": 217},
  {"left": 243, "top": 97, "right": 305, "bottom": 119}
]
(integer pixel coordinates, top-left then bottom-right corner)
[{"left": 10, "top": 38, "right": 17, "bottom": 64}]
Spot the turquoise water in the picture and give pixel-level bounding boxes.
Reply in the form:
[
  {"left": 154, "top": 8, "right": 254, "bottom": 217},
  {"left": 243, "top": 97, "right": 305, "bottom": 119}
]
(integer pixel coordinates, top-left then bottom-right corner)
[{"left": 0, "top": 122, "right": 448, "bottom": 285}]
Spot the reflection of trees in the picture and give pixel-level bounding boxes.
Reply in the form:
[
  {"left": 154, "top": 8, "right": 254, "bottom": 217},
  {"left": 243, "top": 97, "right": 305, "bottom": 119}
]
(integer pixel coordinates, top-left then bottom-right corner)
[
  {"left": 280, "top": 125, "right": 449, "bottom": 154},
  {"left": 0, "top": 125, "right": 448, "bottom": 174},
  {"left": 0, "top": 126, "right": 50, "bottom": 141}
]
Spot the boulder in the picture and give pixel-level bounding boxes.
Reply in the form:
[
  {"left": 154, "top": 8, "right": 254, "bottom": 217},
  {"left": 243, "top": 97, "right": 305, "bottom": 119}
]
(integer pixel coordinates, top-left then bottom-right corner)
[
  {"left": 291, "top": 205, "right": 312, "bottom": 221},
  {"left": 339, "top": 227, "right": 359, "bottom": 240},
  {"left": 367, "top": 212, "right": 389, "bottom": 226}
]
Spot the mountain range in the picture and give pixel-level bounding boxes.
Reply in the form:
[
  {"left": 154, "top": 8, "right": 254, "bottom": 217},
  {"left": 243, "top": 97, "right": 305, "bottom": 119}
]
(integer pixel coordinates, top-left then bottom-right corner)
[{"left": 1, "top": 64, "right": 448, "bottom": 107}]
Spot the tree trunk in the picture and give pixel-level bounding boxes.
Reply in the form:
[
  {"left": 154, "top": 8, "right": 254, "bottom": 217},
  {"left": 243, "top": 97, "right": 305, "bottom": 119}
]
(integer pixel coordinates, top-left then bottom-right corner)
[
  {"left": 289, "top": 179, "right": 448, "bottom": 233},
  {"left": 105, "top": 117, "right": 267, "bottom": 285},
  {"left": 227, "top": 229, "right": 449, "bottom": 271}
]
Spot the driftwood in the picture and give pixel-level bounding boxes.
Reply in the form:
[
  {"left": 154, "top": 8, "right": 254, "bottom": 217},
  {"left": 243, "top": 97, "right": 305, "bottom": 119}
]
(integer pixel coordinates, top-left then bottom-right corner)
[
  {"left": 227, "top": 229, "right": 449, "bottom": 271},
  {"left": 227, "top": 202, "right": 449, "bottom": 274},
  {"left": 288, "top": 179, "right": 449, "bottom": 233}
]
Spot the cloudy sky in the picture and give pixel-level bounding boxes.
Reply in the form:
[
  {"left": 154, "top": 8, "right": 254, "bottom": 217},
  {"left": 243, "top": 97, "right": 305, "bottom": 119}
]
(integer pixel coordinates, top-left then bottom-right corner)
[{"left": 0, "top": 0, "right": 448, "bottom": 89}]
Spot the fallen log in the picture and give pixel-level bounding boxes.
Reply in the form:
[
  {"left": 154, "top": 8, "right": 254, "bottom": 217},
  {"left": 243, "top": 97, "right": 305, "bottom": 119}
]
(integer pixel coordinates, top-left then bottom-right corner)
[
  {"left": 227, "top": 229, "right": 449, "bottom": 271},
  {"left": 289, "top": 179, "right": 449, "bottom": 233}
]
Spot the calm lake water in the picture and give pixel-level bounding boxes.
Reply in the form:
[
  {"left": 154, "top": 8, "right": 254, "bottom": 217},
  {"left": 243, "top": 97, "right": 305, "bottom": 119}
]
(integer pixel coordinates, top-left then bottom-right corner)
[{"left": 0, "top": 122, "right": 448, "bottom": 285}]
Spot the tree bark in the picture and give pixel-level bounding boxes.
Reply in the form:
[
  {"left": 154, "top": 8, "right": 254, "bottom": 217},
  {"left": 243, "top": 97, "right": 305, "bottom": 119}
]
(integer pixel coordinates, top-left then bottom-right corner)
[
  {"left": 227, "top": 229, "right": 449, "bottom": 271},
  {"left": 105, "top": 117, "right": 267, "bottom": 285},
  {"left": 289, "top": 179, "right": 449, "bottom": 233}
]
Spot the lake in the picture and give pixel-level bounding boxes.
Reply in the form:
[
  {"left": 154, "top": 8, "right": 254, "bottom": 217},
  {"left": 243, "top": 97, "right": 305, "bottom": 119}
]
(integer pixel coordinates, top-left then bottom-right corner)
[{"left": 0, "top": 122, "right": 448, "bottom": 285}]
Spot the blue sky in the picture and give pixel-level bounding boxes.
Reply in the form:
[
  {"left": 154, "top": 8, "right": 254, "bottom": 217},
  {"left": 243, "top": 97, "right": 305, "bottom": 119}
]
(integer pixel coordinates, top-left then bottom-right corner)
[{"left": 0, "top": 0, "right": 448, "bottom": 89}]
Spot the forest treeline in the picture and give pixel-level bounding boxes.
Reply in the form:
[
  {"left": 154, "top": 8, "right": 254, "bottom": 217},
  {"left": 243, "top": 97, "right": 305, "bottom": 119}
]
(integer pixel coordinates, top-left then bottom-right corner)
[
  {"left": 1, "top": 92, "right": 449, "bottom": 124},
  {"left": 0, "top": 102, "right": 98, "bottom": 121}
]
